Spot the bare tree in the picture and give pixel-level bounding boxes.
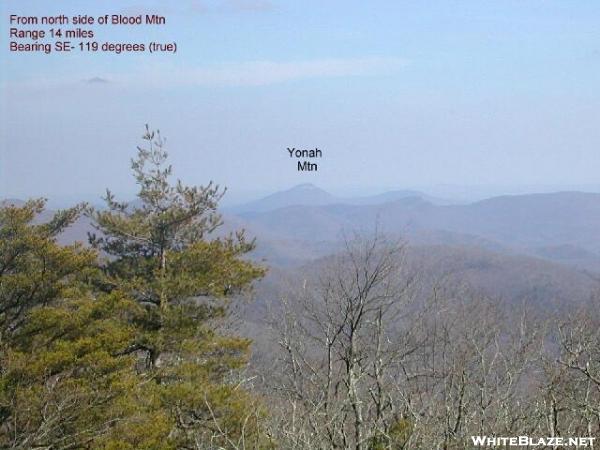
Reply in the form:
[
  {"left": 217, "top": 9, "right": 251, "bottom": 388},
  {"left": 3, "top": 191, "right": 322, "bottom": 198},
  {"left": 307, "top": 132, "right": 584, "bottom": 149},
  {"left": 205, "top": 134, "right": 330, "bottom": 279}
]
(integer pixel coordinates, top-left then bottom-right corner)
[
  {"left": 264, "top": 234, "right": 424, "bottom": 449},
  {"left": 261, "top": 234, "right": 563, "bottom": 449},
  {"left": 538, "top": 295, "right": 600, "bottom": 438}
]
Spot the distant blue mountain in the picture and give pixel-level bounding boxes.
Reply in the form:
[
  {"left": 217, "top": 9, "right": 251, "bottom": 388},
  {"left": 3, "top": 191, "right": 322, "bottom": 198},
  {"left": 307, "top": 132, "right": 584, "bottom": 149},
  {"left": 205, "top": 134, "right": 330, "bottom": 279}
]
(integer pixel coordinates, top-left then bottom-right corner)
[{"left": 230, "top": 183, "right": 447, "bottom": 213}]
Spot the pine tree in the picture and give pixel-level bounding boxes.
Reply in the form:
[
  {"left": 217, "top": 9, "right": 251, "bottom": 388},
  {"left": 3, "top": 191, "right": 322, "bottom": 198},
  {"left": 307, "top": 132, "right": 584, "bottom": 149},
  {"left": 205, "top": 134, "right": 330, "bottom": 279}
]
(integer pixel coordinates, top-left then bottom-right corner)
[
  {"left": 0, "top": 199, "right": 91, "bottom": 342},
  {"left": 0, "top": 200, "right": 142, "bottom": 448},
  {"left": 88, "top": 125, "right": 269, "bottom": 448}
]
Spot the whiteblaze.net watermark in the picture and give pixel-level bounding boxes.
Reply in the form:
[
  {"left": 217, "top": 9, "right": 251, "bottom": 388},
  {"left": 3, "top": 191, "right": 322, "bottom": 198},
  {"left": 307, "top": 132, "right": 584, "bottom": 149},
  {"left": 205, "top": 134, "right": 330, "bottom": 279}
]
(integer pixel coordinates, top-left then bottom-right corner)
[{"left": 471, "top": 435, "right": 596, "bottom": 447}]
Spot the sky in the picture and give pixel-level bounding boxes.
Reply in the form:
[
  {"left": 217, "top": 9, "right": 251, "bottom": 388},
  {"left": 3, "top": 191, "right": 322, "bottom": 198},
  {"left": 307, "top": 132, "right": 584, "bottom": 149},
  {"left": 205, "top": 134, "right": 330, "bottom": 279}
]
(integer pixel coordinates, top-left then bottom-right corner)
[{"left": 1, "top": 0, "right": 600, "bottom": 205}]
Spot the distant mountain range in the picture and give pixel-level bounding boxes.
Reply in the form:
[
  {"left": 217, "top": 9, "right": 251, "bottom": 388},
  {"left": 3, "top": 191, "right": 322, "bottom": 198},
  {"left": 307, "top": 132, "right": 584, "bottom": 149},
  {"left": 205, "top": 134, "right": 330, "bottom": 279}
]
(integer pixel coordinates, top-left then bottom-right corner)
[
  {"left": 5, "top": 187, "right": 600, "bottom": 319},
  {"left": 228, "top": 183, "right": 450, "bottom": 213},
  {"left": 230, "top": 187, "right": 600, "bottom": 272},
  {"left": 5, "top": 185, "right": 600, "bottom": 276}
]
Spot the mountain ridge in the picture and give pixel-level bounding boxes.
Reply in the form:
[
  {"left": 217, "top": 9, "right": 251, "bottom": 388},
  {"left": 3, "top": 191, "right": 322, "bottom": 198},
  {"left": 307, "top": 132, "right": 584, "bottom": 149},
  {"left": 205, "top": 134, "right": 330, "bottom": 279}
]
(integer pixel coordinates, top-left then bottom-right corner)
[{"left": 228, "top": 183, "right": 448, "bottom": 213}]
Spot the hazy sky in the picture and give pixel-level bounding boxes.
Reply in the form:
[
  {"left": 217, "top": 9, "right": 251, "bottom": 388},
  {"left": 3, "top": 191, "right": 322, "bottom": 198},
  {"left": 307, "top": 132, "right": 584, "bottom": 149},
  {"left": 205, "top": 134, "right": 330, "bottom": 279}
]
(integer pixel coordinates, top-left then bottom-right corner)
[{"left": 2, "top": 0, "right": 600, "bottom": 205}]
